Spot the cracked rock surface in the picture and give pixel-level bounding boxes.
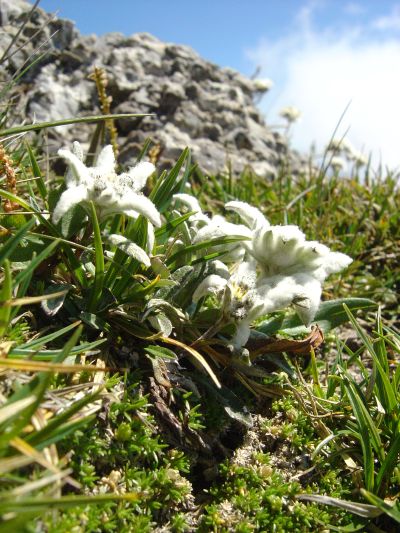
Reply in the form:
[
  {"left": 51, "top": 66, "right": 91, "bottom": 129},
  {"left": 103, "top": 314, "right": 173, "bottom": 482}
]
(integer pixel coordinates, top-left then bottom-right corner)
[{"left": 1, "top": 0, "right": 306, "bottom": 176}]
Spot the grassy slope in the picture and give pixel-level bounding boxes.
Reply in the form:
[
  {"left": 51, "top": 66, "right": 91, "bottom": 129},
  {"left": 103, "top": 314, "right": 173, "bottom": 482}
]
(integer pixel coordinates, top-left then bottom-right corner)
[{"left": 0, "top": 151, "right": 399, "bottom": 532}]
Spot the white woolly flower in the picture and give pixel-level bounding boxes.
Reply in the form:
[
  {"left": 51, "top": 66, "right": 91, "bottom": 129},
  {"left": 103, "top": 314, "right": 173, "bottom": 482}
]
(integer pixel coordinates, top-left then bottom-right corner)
[
  {"left": 348, "top": 149, "right": 368, "bottom": 167},
  {"left": 256, "top": 273, "right": 322, "bottom": 326},
  {"left": 250, "top": 224, "right": 352, "bottom": 282},
  {"left": 279, "top": 106, "right": 301, "bottom": 123},
  {"left": 253, "top": 78, "right": 274, "bottom": 93},
  {"left": 247, "top": 224, "right": 352, "bottom": 327},
  {"left": 327, "top": 138, "right": 349, "bottom": 153},
  {"left": 53, "top": 142, "right": 161, "bottom": 227},
  {"left": 192, "top": 261, "right": 262, "bottom": 348},
  {"left": 330, "top": 156, "right": 346, "bottom": 173}
]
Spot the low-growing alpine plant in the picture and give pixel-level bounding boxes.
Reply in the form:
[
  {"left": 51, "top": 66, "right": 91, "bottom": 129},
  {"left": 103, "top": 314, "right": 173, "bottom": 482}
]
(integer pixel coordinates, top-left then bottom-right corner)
[{"left": 37, "top": 139, "right": 355, "bottom": 365}]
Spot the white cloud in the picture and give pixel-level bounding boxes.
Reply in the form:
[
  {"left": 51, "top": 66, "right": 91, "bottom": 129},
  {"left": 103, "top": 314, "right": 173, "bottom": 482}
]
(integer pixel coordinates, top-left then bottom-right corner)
[
  {"left": 246, "top": 2, "right": 400, "bottom": 172},
  {"left": 373, "top": 4, "right": 400, "bottom": 31}
]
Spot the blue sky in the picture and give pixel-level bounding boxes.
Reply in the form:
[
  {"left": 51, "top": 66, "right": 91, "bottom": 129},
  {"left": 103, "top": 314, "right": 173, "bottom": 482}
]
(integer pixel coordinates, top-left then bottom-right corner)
[{"left": 35, "top": 0, "right": 400, "bottom": 171}]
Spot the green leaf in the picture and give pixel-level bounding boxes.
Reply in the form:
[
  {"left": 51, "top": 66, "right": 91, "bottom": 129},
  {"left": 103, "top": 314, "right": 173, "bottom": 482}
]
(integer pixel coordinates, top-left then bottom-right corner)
[
  {"left": 18, "top": 321, "right": 81, "bottom": 350},
  {"left": 40, "top": 284, "right": 70, "bottom": 316},
  {"left": 154, "top": 211, "right": 195, "bottom": 240},
  {"left": 27, "top": 388, "right": 102, "bottom": 448},
  {"left": 26, "top": 142, "right": 47, "bottom": 200},
  {"left": 0, "top": 327, "right": 83, "bottom": 447},
  {"left": 344, "top": 305, "right": 397, "bottom": 415},
  {"left": 258, "top": 298, "right": 376, "bottom": 336},
  {"left": 80, "top": 312, "right": 109, "bottom": 332},
  {"left": 0, "top": 492, "right": 141, "bottom": 514},
  {"left": 166, "top": 235, "right": 250, "bottom": 268},
  {"left": 376, "top": 433, "right": 400, "bottom": 494},
  {"left": 296, "top": 493, "right": 382, "bottom": 518},
  {"left": 144, "top": 345, "right": 177, "bottom": 359},
  {"left": 59, "top": 203, "right": 88, "bottom": 238},
  {"left": 340, "top": 369, "right": 383, "bottom": 489},
  {"left": 150, "top": 148, "right": 190, "bottom": 212},
  {"left": 0, "top": 218, "right": 35, "bottom": 265},
  {"left": 361, "top": 490, "right": 400, "bottom": 523},
  {"left": 0, "top": 259, "right": 12, "bottom": 336},
  {"left": 14, "top": 238, "right": 60, "bottom": 286}
]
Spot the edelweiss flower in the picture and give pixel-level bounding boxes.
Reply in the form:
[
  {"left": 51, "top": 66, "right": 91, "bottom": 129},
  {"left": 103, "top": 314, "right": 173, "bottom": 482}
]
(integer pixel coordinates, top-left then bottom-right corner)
[
  {"left": 327, "top": 138, "right": 354, "bottom": 154},
  {"left": 193, "top": 261, "right": 262, "bottom": 348},
  {"left": 248, "top": 224, "right": 352, "bottom": 327},
  {"left": 253, "top": 78, "right": 274, "bottom": 93},
  {"left": 53, "top": 142, "right": 161, "bottom": 227},
  {"left": 279, "top": 106, "right": 301, "bottom": 123},
  {"left": 330, "top": 156, "right": 346, "bottom": 173},
  {"left": 207, "top": 200, "right": 352, "bottom": 333},
  {"left": 193, "top": 258, "right": 327, "bottom": 349},
  {"left": 250, "top": 224, "right": 352, "bottom": 282}
]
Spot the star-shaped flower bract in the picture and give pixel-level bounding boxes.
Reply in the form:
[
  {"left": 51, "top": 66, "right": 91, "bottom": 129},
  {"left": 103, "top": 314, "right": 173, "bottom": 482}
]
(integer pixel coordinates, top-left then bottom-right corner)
[{"left": 53, "top": 142, "right": 161, "bottom": 227}]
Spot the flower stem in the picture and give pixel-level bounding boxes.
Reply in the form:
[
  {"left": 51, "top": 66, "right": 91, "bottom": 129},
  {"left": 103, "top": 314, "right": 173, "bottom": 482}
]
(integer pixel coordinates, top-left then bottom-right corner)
[{"left": 88, "top": 202, "right": 105, "bottom": 312}]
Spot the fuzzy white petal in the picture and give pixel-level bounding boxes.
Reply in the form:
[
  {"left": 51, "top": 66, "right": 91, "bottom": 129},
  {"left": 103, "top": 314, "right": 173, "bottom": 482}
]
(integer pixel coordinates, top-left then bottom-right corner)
[
  {"left": 65, "top": 141, "right": 85, "bottom": 185},
  {"left": 225, "top": 201, "right": 268, "bottom": 230},
  {"left": 173, "top": 193, "right": 203, "bottom": 213},
  {"left": 231, "top": 260, "right": 258, "bottom": 290},
  {"left": 58, "top": 148, "right": 92, "bottom": 185},
  {"left": 192, "top": 274, "right": 228, "bottom": 302},
  {"left": 193, "top": 215, "right": 252, "bottom": 243},
  {"left": 231, "top": 320, "right": 252, "bottom": 350},
  {"left": 291, "top": 273, "right": 322, "bottom": 325},
  {"left": 95, "top": 145, "right": 116, "bottom": 175},
  {"left": 127, "top": 161, "right": 155, "bottom": 191},
  {"left": 107, "top": 234, "right": 151, "bottom": 267},
  {"left": 173, "top": 193, "right": 210, "bottom": 225},
  {"left": 316, "top": 251, "right": 353, "bottom": 279},
  {"left": 119, "top": 192, "right": 161, "bottom": 227},
  {"left": 52, "top": 184, "right": 89, "bottom": 223},
  {"left": 257, "top": 273, "right": 322, "bottom": 325},
  {"left": 147, "top": 221, "right": 155, "bottom": 253},
  {"left": 208, "top": 260, "right": 230, "bottom": 280}
]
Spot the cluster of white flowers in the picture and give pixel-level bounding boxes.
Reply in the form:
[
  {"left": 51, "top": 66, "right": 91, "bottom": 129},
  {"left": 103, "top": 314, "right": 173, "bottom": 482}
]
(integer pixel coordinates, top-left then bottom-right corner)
[
  {"left": 53, "top": 143, "right": 352, "bottom": 352},
  {"left": 173, "top": 197, "right": 352, "bottom": 350},
  {"left": 279, "top": 106, "right": 301, "bottom": 123},
  {"left": 253, "top": 78, "right": 274, "bottom": 93},
  {"left": 327, "top": 138, "right": 368, "bottom": 168},
  {"left": 329, "top": 156, "right": 346, "bottom": 173}
]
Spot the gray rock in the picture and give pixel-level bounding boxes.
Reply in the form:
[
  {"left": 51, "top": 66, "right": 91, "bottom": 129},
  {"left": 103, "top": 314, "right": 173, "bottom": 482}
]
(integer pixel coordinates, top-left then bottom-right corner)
[{"left": 0, "top": 1, "right": 307, "bottom": 177}]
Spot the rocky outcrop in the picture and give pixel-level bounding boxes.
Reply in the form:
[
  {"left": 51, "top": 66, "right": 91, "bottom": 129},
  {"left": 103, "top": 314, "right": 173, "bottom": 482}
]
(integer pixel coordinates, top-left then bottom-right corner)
[{"left": 0, "top": 0, "right": 303, "bottom": 176}]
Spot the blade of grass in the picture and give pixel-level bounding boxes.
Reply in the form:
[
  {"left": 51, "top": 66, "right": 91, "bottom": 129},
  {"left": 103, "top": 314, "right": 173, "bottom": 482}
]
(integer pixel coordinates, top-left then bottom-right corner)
[
  {"left": 160, "top": 336, "right": 221, "bottom": 389},
  {"left": 0, "top": 113, "right": 151, "bottom": 138},
  {"left": 361, "top": 490, "right": 400, "bottom": 523},
  {"left": 26, "top": 142, "right": 47, "bottom": 200},
  {"left": 0, "top": 259, "right": 12, "bottom": 336}
]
